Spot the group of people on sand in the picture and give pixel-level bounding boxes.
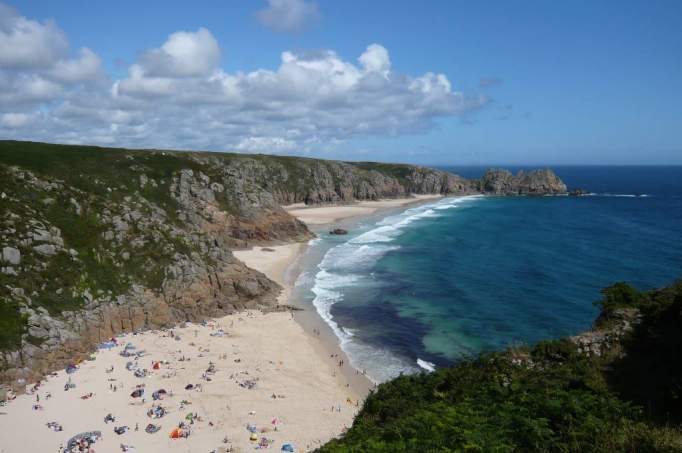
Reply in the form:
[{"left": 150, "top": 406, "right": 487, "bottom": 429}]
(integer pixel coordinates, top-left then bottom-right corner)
[{"left": 4, "top": 316, "right": 362, "bottom": 453}]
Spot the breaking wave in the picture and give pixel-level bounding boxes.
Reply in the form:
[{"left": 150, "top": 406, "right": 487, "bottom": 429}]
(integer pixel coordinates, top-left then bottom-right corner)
[
  {"left": 310, "top": 195, "right": 480, "bottom": 382},
  {"left": 417, "top": 358, "right": 436, "bottom": 372}
]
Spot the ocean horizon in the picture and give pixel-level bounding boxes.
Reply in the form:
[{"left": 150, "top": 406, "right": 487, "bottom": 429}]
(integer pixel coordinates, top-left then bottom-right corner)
[{"left": 295, "top": 165, "right": 682, "bottom": 383}]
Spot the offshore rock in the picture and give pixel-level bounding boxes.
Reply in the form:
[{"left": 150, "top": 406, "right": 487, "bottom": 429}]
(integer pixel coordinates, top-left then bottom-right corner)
[{"left": 479, "top": 168, "right": 567, "bottom": 195}]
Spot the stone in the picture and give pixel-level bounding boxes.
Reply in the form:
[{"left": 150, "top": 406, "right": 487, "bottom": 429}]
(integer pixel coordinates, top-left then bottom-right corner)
[
  {"left": 1, "top": 266, "right": 17, "bottom": 276},
  {"left": 570, "top": 188, "right": 589, "bottom": 196},
  {"left": 2, "top": 246, "right": 21, "bottom": 265},
  {"left": 329, "top": 228, "right": 348, "bottom": 235},
  {"left": 33, "top": 244, "right": 57, "bottom": 256},
  {"left": 32, "top": 229, "right": 51, "bottom": 242}
]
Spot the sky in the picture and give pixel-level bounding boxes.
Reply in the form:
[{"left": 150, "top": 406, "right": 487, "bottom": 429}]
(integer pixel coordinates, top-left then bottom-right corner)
[{"left": 0, "top": 0, "right": 680, "bottom": 165}]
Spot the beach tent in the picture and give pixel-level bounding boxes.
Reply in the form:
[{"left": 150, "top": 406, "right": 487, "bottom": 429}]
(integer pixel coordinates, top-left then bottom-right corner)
[
  {"left": 250, "top": 432, "right": 258, "bottom": 442},
  {"left": 281, "top": 444, "right": 296, "bottom": 452},
  {"left": 153, "top": 362, "right": 161, "bottom": 370}
]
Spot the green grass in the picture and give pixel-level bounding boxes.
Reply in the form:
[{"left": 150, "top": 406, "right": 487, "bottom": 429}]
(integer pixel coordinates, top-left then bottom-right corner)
[
  {"left": 0, "top": 139, "right": 450, "bottom": 357},
  {"left": 319, "top": 280, "right": 682, "bottom": 452}
]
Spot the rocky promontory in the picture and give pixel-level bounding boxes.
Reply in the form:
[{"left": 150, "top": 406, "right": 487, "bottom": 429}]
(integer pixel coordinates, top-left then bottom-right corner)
[{"left": 0, "top": 140, "right": 568, "bottom": 388}]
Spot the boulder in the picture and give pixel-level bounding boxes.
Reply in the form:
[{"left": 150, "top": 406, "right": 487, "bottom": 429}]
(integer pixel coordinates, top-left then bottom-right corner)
[
  {"left": 33, "top": 244, "right": 57, "bottom": 256},
  {"left": 2, "top": 246, "right": 21, "bottom": 265},
  {"left": 329, "top": 228, "right": 348, "bottom": 235}
]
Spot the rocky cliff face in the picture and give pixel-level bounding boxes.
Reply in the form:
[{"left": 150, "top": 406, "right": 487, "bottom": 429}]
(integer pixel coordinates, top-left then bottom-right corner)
[
  {"left": 0, "top": 141, "right": 568, "bottom": 388},
  {"left": 478, "top": 168, "right": 567, "bottom": 195}
]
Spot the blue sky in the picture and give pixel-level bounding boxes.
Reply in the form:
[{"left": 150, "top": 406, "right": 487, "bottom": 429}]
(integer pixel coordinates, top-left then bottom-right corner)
[{"left": 2, "top": 0, "right": 681, "bottom": 164}]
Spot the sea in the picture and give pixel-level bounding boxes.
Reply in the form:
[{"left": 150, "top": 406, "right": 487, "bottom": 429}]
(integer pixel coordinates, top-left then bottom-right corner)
[{"left": 292, "top": 166, "right": 682, "bottom": 383}]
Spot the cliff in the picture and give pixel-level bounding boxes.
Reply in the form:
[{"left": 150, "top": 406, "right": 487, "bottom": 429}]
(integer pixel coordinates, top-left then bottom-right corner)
[{"left": 0, "top": 140, "right": 567, "bottom": 387}]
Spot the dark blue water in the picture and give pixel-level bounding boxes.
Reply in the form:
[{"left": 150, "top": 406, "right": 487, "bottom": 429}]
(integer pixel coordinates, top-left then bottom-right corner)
[{"left": 305, "top": 166, "right": 682, "bottom": 382}]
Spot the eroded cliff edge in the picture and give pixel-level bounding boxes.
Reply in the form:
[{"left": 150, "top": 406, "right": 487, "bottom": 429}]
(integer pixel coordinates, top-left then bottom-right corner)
[{"left": 0, "top": 141, "right": 567, "bottom": 387}]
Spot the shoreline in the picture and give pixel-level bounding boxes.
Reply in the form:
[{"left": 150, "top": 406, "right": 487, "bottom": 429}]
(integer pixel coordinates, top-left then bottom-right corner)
[
  {"left": 282, "top": 194, "right": 450, "bottom": 387},
  {"left": 283, "top": 194, "right": 443, "bottom": 225},
  {"left": 235, "top": 194, "right": 448, "bottom": 396},
  {"left": 0, "top": 195, "right": 444, "bottom": 453}
]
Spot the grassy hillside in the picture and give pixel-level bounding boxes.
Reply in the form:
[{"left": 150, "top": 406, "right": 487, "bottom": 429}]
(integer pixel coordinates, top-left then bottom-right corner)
[
  {"left": 0, "top": 140, "right": 456, "bottom": 368},
  {"left": 319, "top": 281, "right": 682, "bottom": 452}
]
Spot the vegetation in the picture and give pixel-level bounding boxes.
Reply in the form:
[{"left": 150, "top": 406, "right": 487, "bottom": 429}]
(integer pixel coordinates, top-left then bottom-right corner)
[
  {"left": 320, "top": 280, "right": 682, "bottom": 452},
  {"left": 0, "top": 140, "right": 442, "bottom": 354},
  {"left": 0, "top": 301, "right": 28, "bottom": 351}
]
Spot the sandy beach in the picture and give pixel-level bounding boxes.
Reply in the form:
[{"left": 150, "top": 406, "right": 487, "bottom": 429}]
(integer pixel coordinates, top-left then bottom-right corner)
[
  {"left": 0, "top": 196, "right": 440, "bottom": 453},
  {"left": 0, "top": 243, "right": 364, "bottom": 453},
  {"left": 284, "top": 194, "right": 442, "bottom": 225}
]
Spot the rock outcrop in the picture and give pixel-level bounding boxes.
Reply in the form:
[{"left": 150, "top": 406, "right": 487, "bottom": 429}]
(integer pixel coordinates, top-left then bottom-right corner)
[
  {"left": 0, "top": 140, "right": 568, "bottom": 388},
  {"left": 478, "top": 168, "right": 567, "bottom": 195}
]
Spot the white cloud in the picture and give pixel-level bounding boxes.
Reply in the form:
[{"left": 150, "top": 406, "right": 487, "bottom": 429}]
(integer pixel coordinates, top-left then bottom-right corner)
[
  {"left": 0, "top": 2, "right": 105, "bottom": 111},
  {"left": 138, "top": 28, "right": 220, "bottom": 77},
  {"left": 0, "top": 3, "right": 69, "bottom": 68},
  {"left": 235, "top": 136, "right": 297, "bottom": 153},
  {"left": 359, "top": 44, "right": 391, "bottom": 76},
  {"left": 0, "top": 112, "right": 34, "bottom": 128},
  {"left": 0, "top": 4, "right": 490, "bottom": 155},
  {"left": 256, "top": 0, "right": 321, "bottom": 33},
  {"left": 49, "top": 48, "right": 103, "bottom": 82}
]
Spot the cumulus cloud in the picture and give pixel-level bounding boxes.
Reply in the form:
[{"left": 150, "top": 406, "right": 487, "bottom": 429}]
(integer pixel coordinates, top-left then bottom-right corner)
[
  {"left": 1, "top": 4, "right": 490, "bottom": 154},
  {"left": 359, "top": 44, "right": 391, "bottom": 76},
  {"left": 0, "top": 2, "right": 104, "bottom": 110},
  {"left": 49, "top": 48, "right": 103, "bottom": 82},
  {"left": 256, "top": 0, "right": 321, "bottom": 33},
  {"left": 0, "top": 2, "right": 68, "bottom": 68},
  {"left": 138, "top": 28, "right": 220, "bottom": 77}
]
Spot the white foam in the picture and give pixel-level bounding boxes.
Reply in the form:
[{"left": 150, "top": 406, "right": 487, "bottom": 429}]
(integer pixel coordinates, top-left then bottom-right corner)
[
  {"left": 309, "top": 195, "right": 482, "bottom": 382},
  {"left": 294, "top": 270, "right": 315, "bottom": 288},
  {"left": 417, "top": 358, "right": 436, "bottom": 372},
  {"left": 587, "top": 193, "right": 650, "bottom": 198},
  {"left": 308, "top": 237, "right": 323, "bottom": 246}
]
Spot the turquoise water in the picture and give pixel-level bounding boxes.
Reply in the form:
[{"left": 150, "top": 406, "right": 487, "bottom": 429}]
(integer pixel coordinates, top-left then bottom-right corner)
[{"left": 297, "top": 167, "right": 682, "bottom": 382}]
